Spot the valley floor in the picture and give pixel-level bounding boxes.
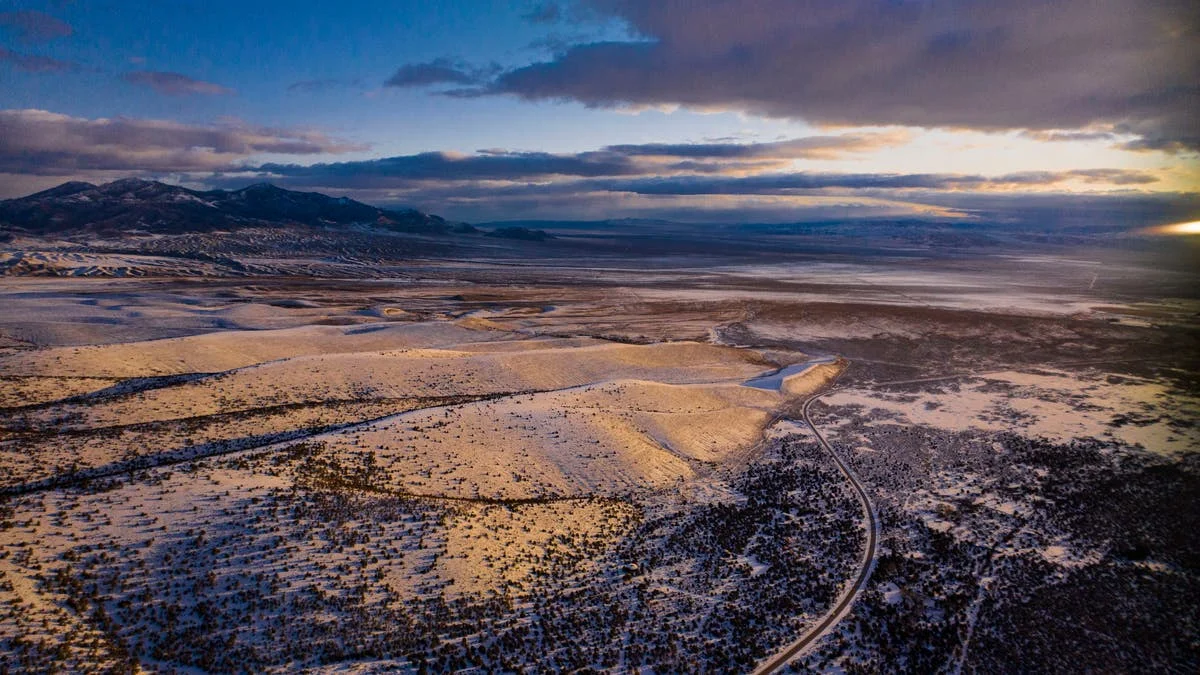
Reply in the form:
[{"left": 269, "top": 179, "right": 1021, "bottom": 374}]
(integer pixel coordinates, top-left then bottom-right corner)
[{"left": 0, "top": 254, "right": 1196, "bottom": 673}]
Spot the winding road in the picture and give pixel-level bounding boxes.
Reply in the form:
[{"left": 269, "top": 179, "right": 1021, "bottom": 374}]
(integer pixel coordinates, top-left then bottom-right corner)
[
  {"left": 752, "top": 379, "right": 879, "bottom": 674},
  {"left": 751, "top": 355, "right": 1152, "bottom": 673}
]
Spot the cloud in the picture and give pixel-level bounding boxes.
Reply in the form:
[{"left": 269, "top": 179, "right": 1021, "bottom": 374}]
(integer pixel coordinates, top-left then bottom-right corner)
[
  {"left": 123, "top": 70, "right": 234, "bottom": 96},
  {"left": 202, "top": 144, "right": 1177, "bottom": 225},
  {"left": 592, "top": 169, "right": 1159, "bottom": 196},
  {"left": 0, "top": 46, "right": 78, "bottom": 72},
  {"left": 385, "top": 58, "right": 485, "bottom": 88},
  {"left": 1019, "top": 127, "right": 1200, "bottom": 155},
  {"left": 0, "top": 10, "right": 72, "bottom": 41},
  {"left": 603, "top": 131, "right": 913, "bottom": 160},
  {"left": 1019, "top": 129, "right": 1120, "bottom": 144},
  {"left": 1117, "top": 135, "right": 1198, "bottom": 155},
  {"left": 239, "top": 136, "right": 1159, "bottom": 198},
  {"left": 258, "top": 149, "right": 647, "bottom": 183},
  {"left": 1061, "top": 168, "right": 1161, "bottom": 186},
  {"left": 481, "top": 0, "right": 1199, "bottom": 150},
  {"left": 2, "top": 109, "right": 1162, "bottom": 224},
  {"left": 250, "top": 132, "right": 915, "bottom": 186},
  {"left": 0, "top": 109, "right": 366, "bottom": 175}
]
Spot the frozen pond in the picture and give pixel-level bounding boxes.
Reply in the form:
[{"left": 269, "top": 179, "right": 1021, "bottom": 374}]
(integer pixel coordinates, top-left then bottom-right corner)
[{"left": 743, "top": 355, "right": 839, "bottom": 391}]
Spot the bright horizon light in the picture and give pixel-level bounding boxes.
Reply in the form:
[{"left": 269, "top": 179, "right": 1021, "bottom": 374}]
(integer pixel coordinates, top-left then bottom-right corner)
[{"left": 1146, "top": 220, "right": 1200, "bottom": 235}]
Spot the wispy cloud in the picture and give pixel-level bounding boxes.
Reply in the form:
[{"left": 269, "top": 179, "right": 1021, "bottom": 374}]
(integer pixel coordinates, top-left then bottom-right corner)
[
  {"left": 603, "top": 131, "right": 913, "bottom": 160},
  {"left": 123, "top": 70, "right": 234, "bottom": 96},
  {"left": 0, "top": 109, "right": 366, "bottom": 175},
  {"left": 0, "top": 10, "right": 72, "bottom": 41},
  {"left": 1019, "top": 129, "right": 1119, "bottom": 144},
  {"left": 0, "top": 46, "right": 78, "bottom": 72}
]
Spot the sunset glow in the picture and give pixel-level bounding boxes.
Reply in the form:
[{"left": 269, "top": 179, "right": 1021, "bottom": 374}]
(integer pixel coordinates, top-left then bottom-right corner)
[{"left": 1145, "top": 220, "right": 1200, "bottom": 235}]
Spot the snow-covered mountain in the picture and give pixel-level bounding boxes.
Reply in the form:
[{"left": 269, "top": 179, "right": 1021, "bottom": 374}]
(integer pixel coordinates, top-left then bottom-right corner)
[{"left": 0, "top": 179, "right": 472, "bottom": 235}]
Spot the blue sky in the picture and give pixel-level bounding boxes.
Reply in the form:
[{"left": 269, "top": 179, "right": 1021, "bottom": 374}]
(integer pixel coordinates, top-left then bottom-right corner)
[
  {"left": 3, "top": 0, "right": 692, "bottom": 154},
  {"left": 1, "top": 0, "right": 1196, "bottom": 224}
]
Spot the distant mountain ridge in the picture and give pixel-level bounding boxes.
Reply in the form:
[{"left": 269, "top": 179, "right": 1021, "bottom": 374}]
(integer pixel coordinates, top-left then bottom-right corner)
[{"left": 0, "top": 178, "right": 473, "bottom": 236}]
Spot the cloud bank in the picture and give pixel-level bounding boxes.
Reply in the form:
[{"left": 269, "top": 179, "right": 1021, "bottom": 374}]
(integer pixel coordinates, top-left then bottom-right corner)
[
  {"left": 476, "top": 0, "right": 1198, "bottom": 150},
  {"left": 231, "top": 142, "right": 1170, "bottom": 224},
  {"left": 123, "top": 71, "right": 234, "bottom": 96}
]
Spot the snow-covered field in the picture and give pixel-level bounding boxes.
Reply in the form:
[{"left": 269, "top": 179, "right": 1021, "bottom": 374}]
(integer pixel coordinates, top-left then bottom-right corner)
[
  {"left": 0, "top": 263, "right": 1194, "bottom": 673},
  {"left": 0, "top": 303, "right": 859, "bottom": 671},
  {"left": 822, "top": 367, "right": 1200, "bottom": 455}
]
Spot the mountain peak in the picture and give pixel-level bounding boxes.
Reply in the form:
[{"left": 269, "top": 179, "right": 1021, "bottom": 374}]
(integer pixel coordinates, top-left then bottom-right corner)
[
  {"left": 11, "top": 181, "right": 97, "bottom": 202},
  {"left": 55, "top": 181, "right": 97, "bottom": 192},
  {"left": 102, "top": 178, "right": 158, "bottom": 190},
  {"left": 238, "top": 182, "right": 283, "bottom": 192}
]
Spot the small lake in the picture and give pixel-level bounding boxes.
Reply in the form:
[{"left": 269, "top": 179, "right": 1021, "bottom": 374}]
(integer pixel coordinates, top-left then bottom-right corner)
[{"left": 743, "top": 356, "right": 838, "bottom": 391}]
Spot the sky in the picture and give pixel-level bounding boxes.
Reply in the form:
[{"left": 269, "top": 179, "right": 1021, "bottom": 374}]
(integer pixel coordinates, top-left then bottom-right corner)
[{"left": 0, "top": 0, "right": 1197, "bottom": 225}]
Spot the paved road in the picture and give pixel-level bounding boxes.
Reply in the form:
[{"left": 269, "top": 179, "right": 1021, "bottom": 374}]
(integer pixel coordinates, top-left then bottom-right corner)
[
  {"left": 751, "top": 381, "right": 879, "bottom": 674},
  {"left": 751, "top": 355, "right": 1150, "bottom": 672}
]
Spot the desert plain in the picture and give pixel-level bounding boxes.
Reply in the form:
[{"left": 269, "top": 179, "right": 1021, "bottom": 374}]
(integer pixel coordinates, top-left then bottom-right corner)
[{"left": 0, "top": 237, "right": 1197, "bottom": 673}]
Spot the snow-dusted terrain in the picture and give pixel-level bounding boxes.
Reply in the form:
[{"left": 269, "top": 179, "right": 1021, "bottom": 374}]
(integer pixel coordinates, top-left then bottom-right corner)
[{"left": 0, "top": 216, "right": 1196, "bottom": 672}]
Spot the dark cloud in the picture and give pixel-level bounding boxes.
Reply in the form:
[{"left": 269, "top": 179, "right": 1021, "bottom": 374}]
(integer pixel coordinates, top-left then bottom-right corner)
[
  {"left": 0, "top": 10, "right": 72, "bottom": 41},
  {"left": 258, "top": 149, "right": 646, "bottom": 183},
  {"left": 123, "top": 70, "right": 234, "bottom": 96},
  {"left": 0, "top": 109, "right": 366, "bottom": 175},
  {"left": 1117, "top": 136, "right": 1199, "bottom": 154},
  {"left": 662, "top": 160, "right": 784, "bottom": 174},
  {"left": 1020, "top": 127, "right": 1200, "bottom": 155},
  {"left": 385, "top": 58, "right": 483, "bottom": 88},
  {"left": 483, "top": 0, "right": 1199, "bottom": 149},
  {"left": 0, "top": 46, "right": 78, "bottom": 72}
]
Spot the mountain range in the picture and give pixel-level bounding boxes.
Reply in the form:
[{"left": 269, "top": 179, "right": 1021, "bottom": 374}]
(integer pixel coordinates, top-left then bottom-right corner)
[{"left": 0, "top": 179, "right": 473, "bottom": 236}]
